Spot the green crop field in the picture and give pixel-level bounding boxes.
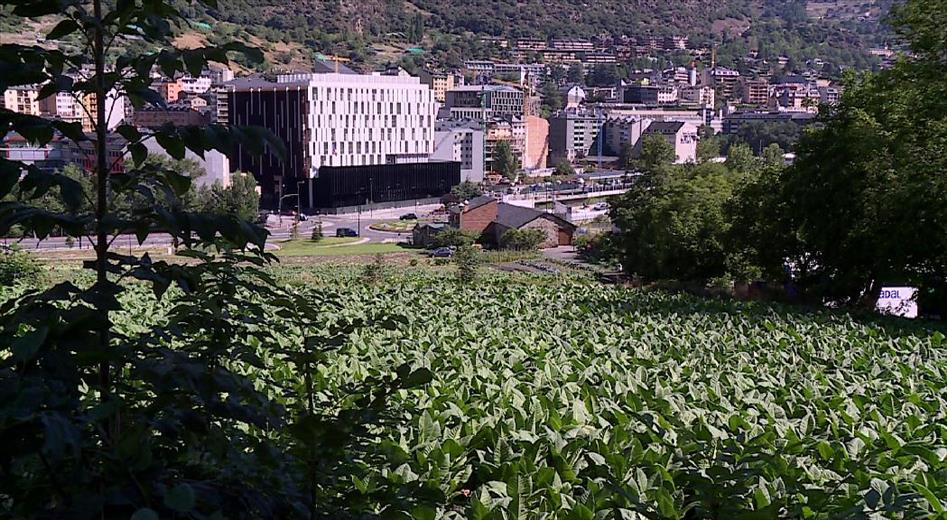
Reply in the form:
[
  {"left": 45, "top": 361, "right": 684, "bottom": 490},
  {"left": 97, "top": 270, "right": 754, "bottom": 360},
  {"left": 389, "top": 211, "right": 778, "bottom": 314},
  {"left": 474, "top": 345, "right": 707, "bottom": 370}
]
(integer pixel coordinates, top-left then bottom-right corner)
[
  {"left": 282, "top": 272, "right": 947, "bottom": 518},
  {"left": 7, "top": 267, "right": 946, "bottom": 517}
]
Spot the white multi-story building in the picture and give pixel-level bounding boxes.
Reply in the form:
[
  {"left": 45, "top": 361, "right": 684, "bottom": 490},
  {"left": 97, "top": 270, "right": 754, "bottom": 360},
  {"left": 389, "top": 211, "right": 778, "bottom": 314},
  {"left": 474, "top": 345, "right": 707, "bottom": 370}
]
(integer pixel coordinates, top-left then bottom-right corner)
[
  {"left": 225, "top": 68, "right": 438, "bottom": 202},
  {"left": 275, "top": 71, "right": 436, "bottom": 170},
  {"left": 179, "top": 75, "right": 213, "bottom": 94},
  {"left": 38, "top": 91, "right": 84, "bottom": 124},
  {"left": 2, "top": 86, "right": 41, "bottom": 115}
]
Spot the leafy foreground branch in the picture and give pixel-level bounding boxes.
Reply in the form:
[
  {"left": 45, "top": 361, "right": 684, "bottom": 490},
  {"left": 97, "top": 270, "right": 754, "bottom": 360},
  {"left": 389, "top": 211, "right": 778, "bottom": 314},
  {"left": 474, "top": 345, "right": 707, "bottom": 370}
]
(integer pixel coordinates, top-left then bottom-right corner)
[{"left": 0, "top": 0, "right": 432, "bottom": 516}]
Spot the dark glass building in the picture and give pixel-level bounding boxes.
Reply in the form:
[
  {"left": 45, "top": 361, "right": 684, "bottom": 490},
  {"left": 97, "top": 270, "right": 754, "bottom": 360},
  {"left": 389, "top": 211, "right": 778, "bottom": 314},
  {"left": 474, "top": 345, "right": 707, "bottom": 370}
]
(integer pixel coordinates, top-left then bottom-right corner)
[{"left": 312, "top": 162, "right": 461, "bottom": 209}]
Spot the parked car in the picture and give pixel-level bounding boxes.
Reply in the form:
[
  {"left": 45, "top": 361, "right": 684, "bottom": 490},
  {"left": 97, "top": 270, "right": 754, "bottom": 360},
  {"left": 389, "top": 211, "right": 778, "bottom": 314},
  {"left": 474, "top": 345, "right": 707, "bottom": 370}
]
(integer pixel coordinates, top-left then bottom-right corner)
[
  {"left": 399, "top": 213, "right": 418, "bottom": 220},
  {"left": 429, "top": 247, "right": 454, "bottom": 258},
  {"left": 336, "top": 227, "right": 359, "bottom": 237}
]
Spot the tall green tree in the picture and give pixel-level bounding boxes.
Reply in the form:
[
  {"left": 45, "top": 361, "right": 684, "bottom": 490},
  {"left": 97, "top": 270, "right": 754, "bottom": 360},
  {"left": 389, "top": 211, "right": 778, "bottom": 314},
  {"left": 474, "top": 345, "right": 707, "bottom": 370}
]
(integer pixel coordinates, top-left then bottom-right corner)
[
  {"left": 450, "top": 180, "right": 483, "bottom": 200},
  {"left": 201, "top": 172, "right": 260, "bottom": 221},
  {"left": 735, "top": 0, "right": 947, "bottom": 310},
  {"left": 492, "top": 140, "right": 519, "bottom": 180},
  {"left": 725, "top": 143, "right": 757, "bottom": 173},
  {"left": 610, "top": 162, "right": 743, "bottom": 281},
  {"left": 696, "top": 126, "right": 723, "bottom": 163},
  {"left": 636, "top": 134, "right": 676, "bottom": 172}
]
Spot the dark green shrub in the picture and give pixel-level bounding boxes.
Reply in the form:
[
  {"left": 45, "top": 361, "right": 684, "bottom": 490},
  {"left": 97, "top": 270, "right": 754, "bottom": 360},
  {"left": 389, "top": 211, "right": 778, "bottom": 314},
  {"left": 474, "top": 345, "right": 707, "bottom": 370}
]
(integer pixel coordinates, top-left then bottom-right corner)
[
  {"left": 500, "top": 228, "right": 546, "bottom": 251},
  {"left": 0, "top": 247, "right": 44, "bottom": 287},
  {"left": 431, "top": 228, "right": 479, "bottom": 248}
]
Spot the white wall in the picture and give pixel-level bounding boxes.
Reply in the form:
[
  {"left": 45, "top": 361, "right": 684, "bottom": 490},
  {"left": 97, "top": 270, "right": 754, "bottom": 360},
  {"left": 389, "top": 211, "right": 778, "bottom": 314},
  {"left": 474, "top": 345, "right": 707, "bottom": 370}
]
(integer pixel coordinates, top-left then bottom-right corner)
[{"left": 276, "top": 72, "right": 436, "bottom": 175}]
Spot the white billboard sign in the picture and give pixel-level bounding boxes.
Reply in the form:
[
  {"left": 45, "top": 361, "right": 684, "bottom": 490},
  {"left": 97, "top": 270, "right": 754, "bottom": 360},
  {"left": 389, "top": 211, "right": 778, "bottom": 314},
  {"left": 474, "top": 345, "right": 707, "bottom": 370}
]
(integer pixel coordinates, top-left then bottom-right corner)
[{"left": 876, "top": 286, "right": 918, "bottom": 318}]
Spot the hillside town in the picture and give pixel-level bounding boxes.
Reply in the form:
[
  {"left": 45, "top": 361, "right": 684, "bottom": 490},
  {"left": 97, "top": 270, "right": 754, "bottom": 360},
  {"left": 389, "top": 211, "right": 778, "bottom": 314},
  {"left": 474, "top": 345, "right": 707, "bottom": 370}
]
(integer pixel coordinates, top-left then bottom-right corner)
[{"left": 1, "top": 32, "right": 859, "bottom": 217}]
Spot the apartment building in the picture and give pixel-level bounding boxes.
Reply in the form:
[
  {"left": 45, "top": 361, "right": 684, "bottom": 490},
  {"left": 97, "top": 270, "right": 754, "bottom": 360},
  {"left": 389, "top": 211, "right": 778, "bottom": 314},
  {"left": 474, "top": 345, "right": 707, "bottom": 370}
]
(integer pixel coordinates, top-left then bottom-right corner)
[
  {"left": 134, "top": 105, "right": 208, "bottom": 128},
  {"left": 722, "top": 110, "right": 817, "bottom": 135},
  {"left": 548, "top": 110, "right": 604, "bottom": 163},
  {"left": 432, "top": 120, "right": 485, "bottom": 183},
  {"left": 622, "top": 84, "right": 679, "bottom": 105},
  {"left": 38, "top": 91, "right": 84, "bottom": 124},
  {"left": 445, "top": 85, "right": 526, "bottom": 120},
  {"left": 710, "top": 67, "right": 741, "bottom": 101},
  {"left": 79, "top": 91, "right": 126, "bottom": 133},
  {"left": 484, "top": 118, "right": 526, "bottom": 173},
  {"left": 179, "top": 75, "right": 213, "bottom": 94},
  {"left": 602, "top": 116, "right": 651, "bottom": 156},
  {"left": 2, "top": 86, "right": 41, "bottom": 115},
  {"left": 419, "top": 70, "right": 456, "bottom": 103},
  {"left": 679, "top": 85, "right": 716, "bottom": 109},
  {"left": 742, "top": 79, "right": 770, "bottom": 105},
  {"left": 152, "top": 79, "right": 182, "bottom": 103},
  {"left": 635, "top": 121, "right": 699, "bottom": 163}
]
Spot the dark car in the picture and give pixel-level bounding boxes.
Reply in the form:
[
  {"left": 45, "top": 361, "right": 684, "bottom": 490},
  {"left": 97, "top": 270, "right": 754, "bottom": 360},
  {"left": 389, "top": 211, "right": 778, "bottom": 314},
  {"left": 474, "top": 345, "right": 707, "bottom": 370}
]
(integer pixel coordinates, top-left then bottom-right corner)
[
  {"left": 399, "top": 213, "right": 418, "bottom": 220},
  {"left": 429, "top": 247, "right": 454, "bottom": 258},
  {"left": 336, "top": 227, "right": 359, "bottom": 237}
]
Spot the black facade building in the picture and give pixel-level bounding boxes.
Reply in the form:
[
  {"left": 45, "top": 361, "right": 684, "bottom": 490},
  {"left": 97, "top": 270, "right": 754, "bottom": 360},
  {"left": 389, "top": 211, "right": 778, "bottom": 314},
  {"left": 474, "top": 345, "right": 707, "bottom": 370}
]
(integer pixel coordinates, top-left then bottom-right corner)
[
  {"left": 226, "top": 82, "right": 309, "bottom": 209},
  {"left": 312, "top": 162, "right": 460, "bottom": 209}
]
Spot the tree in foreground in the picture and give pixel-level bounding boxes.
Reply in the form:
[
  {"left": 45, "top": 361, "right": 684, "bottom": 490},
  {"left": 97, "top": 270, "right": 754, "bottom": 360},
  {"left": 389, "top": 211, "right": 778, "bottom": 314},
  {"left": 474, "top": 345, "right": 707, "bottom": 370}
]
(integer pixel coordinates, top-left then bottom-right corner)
[
  {"left": 453, "top": 244, "right": 480, "bottom": 284},
  {"left": 0, "top": 0, "right": 432, "bottom": 517}
]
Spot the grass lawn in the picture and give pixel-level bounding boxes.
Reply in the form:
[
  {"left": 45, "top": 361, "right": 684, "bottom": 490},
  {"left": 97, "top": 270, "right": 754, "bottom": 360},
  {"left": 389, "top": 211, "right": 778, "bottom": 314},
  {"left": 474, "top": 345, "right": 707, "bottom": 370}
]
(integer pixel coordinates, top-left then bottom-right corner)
[
  {"left": 368, "top": 219, "right": 422, "bottom": 232},
  {"left": 275, "top": 239, "right": 416, "bottom": 257}
]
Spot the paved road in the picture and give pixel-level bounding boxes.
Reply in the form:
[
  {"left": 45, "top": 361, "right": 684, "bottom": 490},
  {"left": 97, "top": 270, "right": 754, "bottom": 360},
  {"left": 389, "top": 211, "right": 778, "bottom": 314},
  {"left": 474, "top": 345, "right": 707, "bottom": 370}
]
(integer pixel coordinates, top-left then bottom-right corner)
[{"left": 4, "top": 204, "right": 442, "bottom": 252}]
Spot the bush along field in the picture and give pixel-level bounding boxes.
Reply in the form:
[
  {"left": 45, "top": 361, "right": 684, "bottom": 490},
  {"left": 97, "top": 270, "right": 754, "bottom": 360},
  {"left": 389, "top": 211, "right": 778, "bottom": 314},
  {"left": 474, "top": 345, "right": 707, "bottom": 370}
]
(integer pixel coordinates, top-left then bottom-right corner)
[{"left": 5, "top": 269, "right": 946, "bottom": 518}]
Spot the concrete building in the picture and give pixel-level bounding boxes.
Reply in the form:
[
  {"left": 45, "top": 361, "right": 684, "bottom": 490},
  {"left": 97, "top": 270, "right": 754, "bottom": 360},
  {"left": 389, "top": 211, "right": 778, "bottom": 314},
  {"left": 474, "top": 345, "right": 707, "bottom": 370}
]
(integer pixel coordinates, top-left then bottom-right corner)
[
  {"left": 0, "top": 133, "right": 68, "bottom": 172},
  {"left": 179, "top": 75, "right": 213, "bottom": 94},
  {"left": 142, "top": 135, "right": 232, "bottom": 187},
  {"left": 523, "top": 115, "right": 549, "bottom": 171},
  {"left": 721, "top": 110, "right": 817, "bottom": 135},
  {"left": 603, "top": 116, "right": 653, "bottom": 156},
  {"left": 203, "top": 67, "right": 235, "bottom": 85},
  {"left": 769, "top": 84, "right": 820, "bottom": 113},
  {"left": 79, "top": 91, "right": 126, "bottom": 133},
  {"left": 419, "top": 70, "right": 456, "bottom": 104},
  {"left": 818, "top": 86, "right": 841, "bottom": 105},
  {"left": 679, "top": 85, "right": 715, "bottom": 109},
  {"left": 213, "top": 86, "right": 229, "bottom": 124},
  {"left": 710, "top": 67, "right": 741, "bottom": 101},
  {"left": 224, "top": 67, "right": 437, "bottom": 207},
  {"left": 548, "top": 110, "right": 603, "bottom": 163},
  {"left": 623, "top": 84, "right": 679, "bottom": 105},
  {"left": 598, "top": 106, "right": 712, "bottom": 129},
  {"left": 742, "top": 79, "right": 770, "bottom": 105},
  {"left": 133, "top": 105, "right": 208, "bottom": 128},
  {"left": 152, "top": 79, "right": 182, "bottom": 103},
  {"left": 663, "top": 36, "right": 688, "bottom": 51},
  {"left": 2, "top": 86, "right": 41, "bottom": 115},
  {"left": 38, "top": 91, "right": 84, "bottom": 125},
  {"left": 550, "top": 39, "right": 594, "bottom": 52},
  {"left": 635, "top": 121, "right": 699, "bottom": 163},
  {"left": 445, "top": 85, "right": 525, "bottom": 119},
  {"left": 432, "top": 120, "right": 485, "bottom": 183}
]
